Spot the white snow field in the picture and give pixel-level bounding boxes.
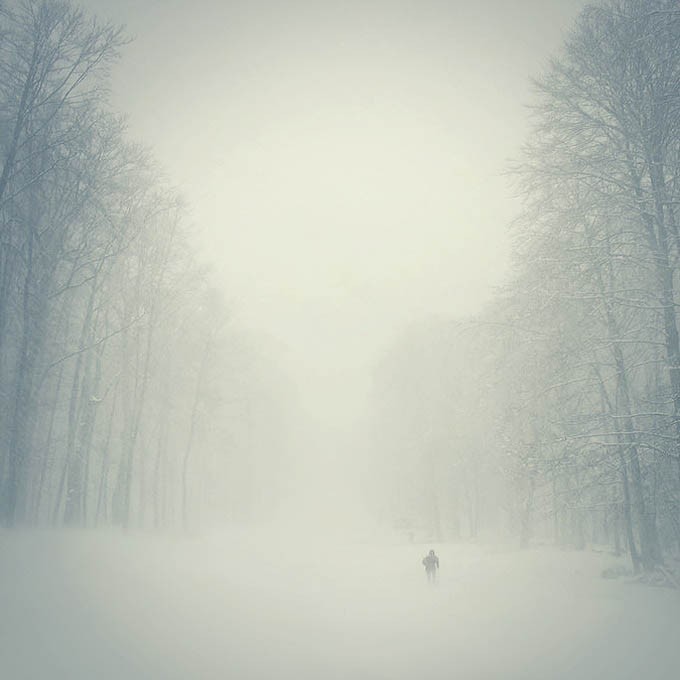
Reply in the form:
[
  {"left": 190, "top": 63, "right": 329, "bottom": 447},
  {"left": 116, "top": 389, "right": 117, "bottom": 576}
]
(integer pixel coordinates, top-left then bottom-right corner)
[{"left": 1, "top": 530, "right": 678, "bottom": 680}]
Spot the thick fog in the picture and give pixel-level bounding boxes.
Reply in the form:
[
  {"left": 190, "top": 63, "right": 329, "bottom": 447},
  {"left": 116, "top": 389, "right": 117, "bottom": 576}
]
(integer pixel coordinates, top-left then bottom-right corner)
[
  {"left": 81, "top": 0, "right": 587, "bottom": 525},
  {"left": 1, "top": 1, "right": 680, "bottom": 678}
]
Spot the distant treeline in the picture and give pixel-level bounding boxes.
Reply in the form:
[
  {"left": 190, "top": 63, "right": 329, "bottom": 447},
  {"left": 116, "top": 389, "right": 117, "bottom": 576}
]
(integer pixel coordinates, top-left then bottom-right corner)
[
  {"left": 0, "top": 1, "right": 291, "bottom": 529},
  {"left": 370, "top": 0, "right": 680, "bottom": 572}
]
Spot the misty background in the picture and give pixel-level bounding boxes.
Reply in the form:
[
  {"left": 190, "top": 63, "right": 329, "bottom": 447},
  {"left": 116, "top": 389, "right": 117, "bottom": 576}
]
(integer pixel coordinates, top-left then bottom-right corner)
[
  {"left": 1, "top": 1, "right": 680, "bottom": 679},
  {"left": 82, "top": 0, "right": 587, "bottom": 530}
]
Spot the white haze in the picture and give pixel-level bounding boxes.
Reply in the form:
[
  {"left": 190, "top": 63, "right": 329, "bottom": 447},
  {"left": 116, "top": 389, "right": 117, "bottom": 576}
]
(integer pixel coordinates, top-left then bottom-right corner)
[
  {"left": 3, "top": 530, "right": 679, "bottom": 680},
  {"left": 3, "top": 2, "right": 680, "bottom": 678},
  {"left": 80, "top": 0, "right": 587, "bottom": 528}
]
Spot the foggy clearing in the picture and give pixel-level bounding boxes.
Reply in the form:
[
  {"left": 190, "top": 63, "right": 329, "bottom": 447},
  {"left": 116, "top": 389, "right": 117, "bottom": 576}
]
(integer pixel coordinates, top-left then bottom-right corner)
[
  {"left": 2, "top": 531, "right": 678, "bottom": 680},
  {"left": 1, "top": 0, "right": 680, "bottom": 678}
]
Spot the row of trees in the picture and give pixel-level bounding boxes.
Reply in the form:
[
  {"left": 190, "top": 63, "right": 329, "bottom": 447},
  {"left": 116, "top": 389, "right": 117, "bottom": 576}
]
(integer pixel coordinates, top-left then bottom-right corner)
[
  {"left": 369, "top": 0, "right": 680, "bottom": 571},
  {"left": 369, "top": 319, "right": 499, "bottom": 543},
  {"left": 0, "top": 1, "right": 292, "bottom": 530}
]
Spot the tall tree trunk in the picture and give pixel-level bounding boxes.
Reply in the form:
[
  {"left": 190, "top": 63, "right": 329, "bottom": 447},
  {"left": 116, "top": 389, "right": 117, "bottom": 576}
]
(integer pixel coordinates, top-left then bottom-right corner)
[
  {"left": 63, "top": 281, "right": 99, "bottom": 526},
  {"left": 2, "top": 228, "right": 45, "bottom": 526},
  {"left": 32, "top": 363, "right": 65, "bottom": 523},
  {"left": 95, "top": 382, "right": 118, "bottom": 527},
  {"left": 182, "top": 340, "right": 211, "bottom": 531}
]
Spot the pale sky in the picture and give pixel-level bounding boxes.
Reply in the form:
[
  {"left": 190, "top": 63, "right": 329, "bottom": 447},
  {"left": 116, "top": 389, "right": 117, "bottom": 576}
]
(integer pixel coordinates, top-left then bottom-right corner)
[{"left": 82, "top": 0, "right": 586, "bottom": 423}]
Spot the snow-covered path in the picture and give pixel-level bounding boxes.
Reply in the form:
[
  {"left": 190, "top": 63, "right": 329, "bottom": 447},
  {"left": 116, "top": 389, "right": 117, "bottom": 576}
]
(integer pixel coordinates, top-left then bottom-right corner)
[{"left": 1, "top": 531, "right": 678, "bottom": 679}]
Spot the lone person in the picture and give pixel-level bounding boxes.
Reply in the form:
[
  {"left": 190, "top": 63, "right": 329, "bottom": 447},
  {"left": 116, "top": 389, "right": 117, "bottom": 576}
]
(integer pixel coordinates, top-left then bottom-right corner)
[{"left": 422, "top": 549, "right": 440, "bottom": 584}]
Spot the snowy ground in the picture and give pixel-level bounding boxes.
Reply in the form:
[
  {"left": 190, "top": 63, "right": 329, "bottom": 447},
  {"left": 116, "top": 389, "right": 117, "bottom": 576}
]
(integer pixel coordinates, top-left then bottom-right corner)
[{"left": 1, "top": 530, "right": 678, "bottom": 680}]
